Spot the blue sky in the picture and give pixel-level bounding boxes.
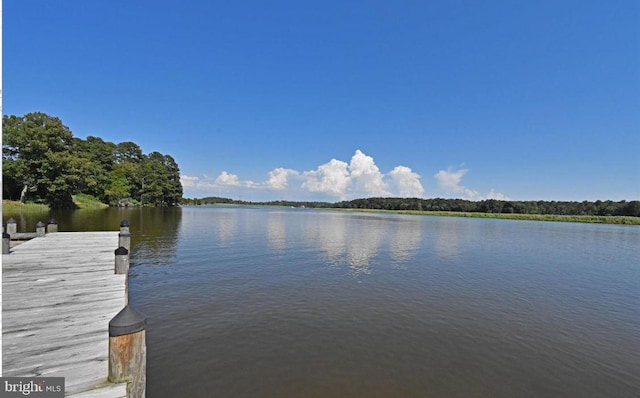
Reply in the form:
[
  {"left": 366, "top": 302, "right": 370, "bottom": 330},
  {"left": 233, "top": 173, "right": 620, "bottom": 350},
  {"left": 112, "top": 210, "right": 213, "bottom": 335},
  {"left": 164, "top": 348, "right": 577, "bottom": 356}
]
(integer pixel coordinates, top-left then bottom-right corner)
[{"left": 4, "top": 1, "right": 639, "bottom": 202}]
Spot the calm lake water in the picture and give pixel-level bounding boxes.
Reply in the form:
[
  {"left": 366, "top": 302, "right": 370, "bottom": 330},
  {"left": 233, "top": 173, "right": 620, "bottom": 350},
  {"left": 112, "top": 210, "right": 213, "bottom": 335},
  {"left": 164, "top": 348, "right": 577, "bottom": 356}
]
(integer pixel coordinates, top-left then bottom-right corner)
[{"left": 4, "top": 206, "right": 640, "bottom": 397}]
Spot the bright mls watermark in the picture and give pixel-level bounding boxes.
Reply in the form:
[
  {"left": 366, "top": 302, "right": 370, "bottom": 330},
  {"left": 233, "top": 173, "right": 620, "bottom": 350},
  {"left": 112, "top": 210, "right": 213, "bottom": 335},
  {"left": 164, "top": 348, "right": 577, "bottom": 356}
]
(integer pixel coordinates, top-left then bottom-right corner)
[{"left": 0, "top": 378, "right": 64, "bottom": 397}]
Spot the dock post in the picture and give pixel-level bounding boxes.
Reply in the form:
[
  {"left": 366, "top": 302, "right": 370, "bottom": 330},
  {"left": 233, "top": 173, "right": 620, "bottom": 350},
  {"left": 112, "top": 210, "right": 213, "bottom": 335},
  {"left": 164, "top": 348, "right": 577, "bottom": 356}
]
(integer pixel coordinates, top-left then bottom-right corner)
[
  {"left": 119, "top": 230, "right": 131, "bottom": 252},
  {"left": 2, "top": 232, "right": 10, "bottom": 254},
  {"left": 120, "top": 220, "right": 130, "bottom": 234},
  {"left": 109, "top": 305, "right": 147, "bottom": 398},
  {"left": 47, "top": 219, "right": 58, "bottom": 233},
  {"left": 6, "top": 218, "right": 17, "bottom": 235},
  {"left": 115, "top": 247, "right": 130, "bottom": 274},
  {"left": 35, "top": 221, "right": 46, "bottom": 237}
]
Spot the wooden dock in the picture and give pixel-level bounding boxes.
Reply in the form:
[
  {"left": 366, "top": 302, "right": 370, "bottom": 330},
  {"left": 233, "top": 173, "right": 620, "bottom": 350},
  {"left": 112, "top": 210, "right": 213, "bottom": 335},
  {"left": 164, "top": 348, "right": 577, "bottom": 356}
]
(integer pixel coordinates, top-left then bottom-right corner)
[{"left": 2, "top": 232, "right": 128, "bottom": 397}]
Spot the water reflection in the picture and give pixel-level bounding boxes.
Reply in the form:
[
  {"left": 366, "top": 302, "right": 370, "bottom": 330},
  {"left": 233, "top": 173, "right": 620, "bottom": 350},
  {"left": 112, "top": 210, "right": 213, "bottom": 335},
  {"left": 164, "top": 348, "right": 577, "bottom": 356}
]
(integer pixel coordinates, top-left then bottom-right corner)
[
  {"left": 434, "top": 217, "right": 463, "bottom": 259},
  {"left": 345, "top": 217, "right": 385, "bottom": 275},
  {"left": 267, "top": 212, "right": 287, "bottom": 250},
  {"left": 298, "top": 212, "right": 427, "bottom": 274},
  {"left": 2, "top": 207, "right": 182, "bottom": 269},
  {"left": 3, "top": 206, "right": 428, "bottom": 276},
  {"left": 213, "top": 210, "right": 237, "bottom": 242},
  {"left": 130, "top": 208, "right": 182, "bottom": 268},
  {"left": 389, "top": 217, "right": 423, "bottom": 265},
  {"left": 303, "top": 212, "right": 349, "bottom": 265}
]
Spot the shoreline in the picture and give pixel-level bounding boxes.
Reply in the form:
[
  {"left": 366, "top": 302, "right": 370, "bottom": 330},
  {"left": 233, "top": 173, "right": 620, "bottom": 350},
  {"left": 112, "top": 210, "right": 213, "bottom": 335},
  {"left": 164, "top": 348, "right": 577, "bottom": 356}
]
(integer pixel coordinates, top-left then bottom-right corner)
[
  {"left": 4, "top": 200, "right": 639, "bottom": 226},
  {"left": 326, "top": 208, "right": 640, "bottom": 225}
]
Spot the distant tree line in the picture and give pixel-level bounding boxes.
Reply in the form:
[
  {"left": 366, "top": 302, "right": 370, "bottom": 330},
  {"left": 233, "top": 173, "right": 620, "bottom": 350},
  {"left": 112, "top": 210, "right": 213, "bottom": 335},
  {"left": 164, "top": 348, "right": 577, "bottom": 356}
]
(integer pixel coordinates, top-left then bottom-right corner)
[
  {"left": 3, "top": 112, "right": 183, "bottom": 208},
  {"left": 182, "top": 197, "right": 237, "bottom": 205},
  {"left": 180, "top": 197, "right": 332, "bottom": 208},
  {"left": 181, "top": 196, "right": 640, "bottom": 217},
  {"left": 332, "top": 197, "right": 640, "bottom": 217}
]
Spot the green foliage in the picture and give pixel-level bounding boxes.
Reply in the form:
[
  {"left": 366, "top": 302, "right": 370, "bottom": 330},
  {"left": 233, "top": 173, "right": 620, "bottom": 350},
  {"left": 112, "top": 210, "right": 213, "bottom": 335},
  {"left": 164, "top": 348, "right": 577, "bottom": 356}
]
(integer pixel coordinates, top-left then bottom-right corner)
[
  {"left": 105, "top": 164, "right": 132, "bottom": 203},
  {"left": 3, "top": 112, "right": 76, "bottom": 208},
  {"left": 329, "top": 197, "right": 640, "bottom": 218},
  {"left": 184, "top": 196, "right": 640, "bottom": 223},
  {"left": 1, "top": 200, "right": 50, "bottom": 215},
  {"left": 3, "top": 112, "right": 183, "bottom": 208},
  {"left": 113, "top": 141, "right": 143, "bottom": 164},
  {"left": 348, "top": 210, "right": 640, "bottom": 225},
  {"left": 182, "top": 197, "right": 241, "bottom": 205},
  {"left": 203, "top": 197, "right": 237, "bottom": 204},
  {"left": 73, "top": 136, "right": 116, "bottom": 200},
  {"left": 138, "top": 152, "right": 183, "bottom": 206},
  {"left": 71, "top": 194, "right": 109, "bottom": 209}
]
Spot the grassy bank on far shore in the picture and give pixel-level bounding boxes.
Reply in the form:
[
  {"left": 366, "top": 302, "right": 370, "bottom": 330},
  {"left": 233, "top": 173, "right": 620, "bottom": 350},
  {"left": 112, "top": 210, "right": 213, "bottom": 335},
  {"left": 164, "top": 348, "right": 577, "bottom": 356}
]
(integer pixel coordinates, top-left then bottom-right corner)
[
  {"left": 1, "top": 200, "right": 50, "bottom": 215},
  {"left": 331, "top": 208, "right": 640, "bottom": 225},
  {"left": 71, "top": 194, "right": 109, "bottom": 209},
  {"left": 2, "top": 194, "right": 108, "bottom": 216}
]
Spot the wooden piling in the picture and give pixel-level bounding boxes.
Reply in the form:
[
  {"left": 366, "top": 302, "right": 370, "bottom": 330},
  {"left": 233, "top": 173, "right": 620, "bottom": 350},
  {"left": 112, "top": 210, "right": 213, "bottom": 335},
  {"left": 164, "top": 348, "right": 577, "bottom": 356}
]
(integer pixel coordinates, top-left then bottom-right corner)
[
  {"left": 47, "top": 218, "right": 59, "bottom": 233},
  {"left": 120, "top": 219, "right": 130, "bottom": 234},
  {"left": 115, "top": 246, "right": 130, "bottom": 274},
  {"left": 6, "top": 218, "right": 17, "bottom": 235},
  {"left": 35, "top": 221, "right": 46, "bottom": 237},
  {"left": 2, "top": 232, "right": 10, "bottom": 254},
  {"left": 119, "top": 230, "right": 131, "bottom": 252},
  {"left": 109, "top": 305, "right": 147, "bottom": 398}
]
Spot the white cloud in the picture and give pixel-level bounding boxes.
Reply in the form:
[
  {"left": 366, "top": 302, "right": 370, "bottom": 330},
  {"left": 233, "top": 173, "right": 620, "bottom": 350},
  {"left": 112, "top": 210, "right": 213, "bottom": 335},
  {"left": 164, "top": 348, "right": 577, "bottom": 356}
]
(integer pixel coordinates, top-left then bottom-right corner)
[
  {"left": 389, "top": 166, "right": 424, "bottom": 197},
  {"left": 183, "top": 149, "right": 428, "bottom": 200},
  {"left": 215, "top": 171, "right": 242, "bottom": 187},
  {"left": 435, "top": 167, "right": 508, "bottom": 200},
  {"left": 434, "top": 167, "right": 481, "bottom": 200},
  {"left": 302, "top": 159, "right": 351, "bottom": 200},
  {"left": 486, "top": 189, "right": 507, "bottom": 200},
  {"left": 180, "top": 175, "right": 199, "bottom": 188},
  {"left": 349, "top": 150, "right": 391, "bottom": 197},
  {"left": 266, "top": 168, "right": 299, "bottom": 190}
]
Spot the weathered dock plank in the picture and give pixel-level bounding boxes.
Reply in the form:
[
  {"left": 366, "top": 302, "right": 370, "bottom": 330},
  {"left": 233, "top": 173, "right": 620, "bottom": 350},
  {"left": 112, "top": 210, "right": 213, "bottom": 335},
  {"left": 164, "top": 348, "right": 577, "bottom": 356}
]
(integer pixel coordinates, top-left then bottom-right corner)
[
  {"left": 2, "top": 232, "right": 128, "bottom": 396},
  {"left": 67, "top": 383, "right": 126, "bottom": 398},
  {"left": 9, "top": 232, "right": 38, "bottom": 240}
]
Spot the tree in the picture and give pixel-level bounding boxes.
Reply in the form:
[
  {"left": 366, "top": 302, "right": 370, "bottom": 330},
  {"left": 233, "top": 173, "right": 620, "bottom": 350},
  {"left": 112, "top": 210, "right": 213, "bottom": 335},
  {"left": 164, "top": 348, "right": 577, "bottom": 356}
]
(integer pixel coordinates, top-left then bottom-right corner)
[
  {"left": 113, "top": 141, "right": 143, "bottom": 164},
  {"left": 137, "top": 152, "right": 183, "bottom": 206},
  {"left": 160, "top": 154, "right": 183, "bottom": 206},
  {"left": 73, "top": 136, "right": 116, "bottom": 201},
  {"left": 3, "top": 113, "right": 76, "bottom": 207},
  {"left": 3, "top": 112, "right": 186, "bottom": 208},
  {"left": 618, "top": 201, "right": 640, "bottom": 217},
  {"left": 105, "top": 164, "right": 133, "bottom": 204}
]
